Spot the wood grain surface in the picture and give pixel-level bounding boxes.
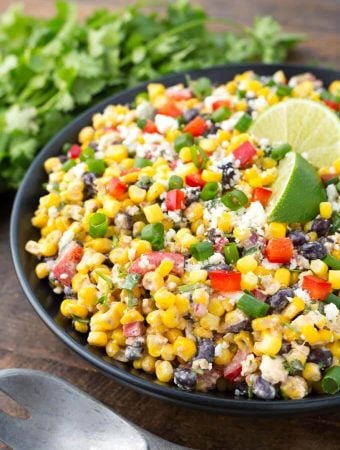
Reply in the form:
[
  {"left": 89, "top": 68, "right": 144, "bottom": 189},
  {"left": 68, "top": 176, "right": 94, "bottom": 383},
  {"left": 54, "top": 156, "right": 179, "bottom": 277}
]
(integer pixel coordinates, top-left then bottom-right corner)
[{"left": 0, "top": 1, "right": 339, "bottom": 449}]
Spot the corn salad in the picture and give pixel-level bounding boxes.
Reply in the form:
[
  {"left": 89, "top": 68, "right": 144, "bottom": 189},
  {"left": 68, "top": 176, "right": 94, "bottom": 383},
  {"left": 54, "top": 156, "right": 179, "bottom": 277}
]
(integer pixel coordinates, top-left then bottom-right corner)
[{"left": 26, "top": 70, "right": 340, "bottom": 400}]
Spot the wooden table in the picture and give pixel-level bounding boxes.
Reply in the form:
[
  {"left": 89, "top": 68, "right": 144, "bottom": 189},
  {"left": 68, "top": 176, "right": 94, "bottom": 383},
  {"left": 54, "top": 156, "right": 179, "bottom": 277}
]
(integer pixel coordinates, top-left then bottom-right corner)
[{"left": 0, "top": 1, "right": 339, "bottom": 449}]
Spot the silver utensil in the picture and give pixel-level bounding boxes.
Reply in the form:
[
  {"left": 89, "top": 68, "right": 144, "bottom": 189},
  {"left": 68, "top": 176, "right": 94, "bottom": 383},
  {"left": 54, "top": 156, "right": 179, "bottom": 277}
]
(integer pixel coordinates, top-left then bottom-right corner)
[{"left": 0, "top": 368, "right": 190, "bottom": 450}]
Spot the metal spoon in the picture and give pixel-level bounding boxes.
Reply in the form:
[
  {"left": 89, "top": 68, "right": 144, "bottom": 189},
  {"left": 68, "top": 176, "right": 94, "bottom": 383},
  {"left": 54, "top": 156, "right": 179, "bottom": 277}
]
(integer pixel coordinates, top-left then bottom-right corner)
[{"left": 0, "top": 368, "right": 190, "bottom": 450}]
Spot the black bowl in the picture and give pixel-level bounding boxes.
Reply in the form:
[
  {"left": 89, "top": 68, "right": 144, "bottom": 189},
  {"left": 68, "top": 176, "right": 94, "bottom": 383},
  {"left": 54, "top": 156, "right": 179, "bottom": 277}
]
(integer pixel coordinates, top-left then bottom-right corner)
[{"left": 11, "top": 63, "right": 340, "bottom": 414}]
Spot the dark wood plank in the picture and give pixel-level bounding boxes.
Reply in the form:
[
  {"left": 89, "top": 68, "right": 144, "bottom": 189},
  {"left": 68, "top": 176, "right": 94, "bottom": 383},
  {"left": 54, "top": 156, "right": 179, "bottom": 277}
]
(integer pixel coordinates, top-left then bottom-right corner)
[{"left": 0, "top": 1, "right": 339, "bottom": 449}]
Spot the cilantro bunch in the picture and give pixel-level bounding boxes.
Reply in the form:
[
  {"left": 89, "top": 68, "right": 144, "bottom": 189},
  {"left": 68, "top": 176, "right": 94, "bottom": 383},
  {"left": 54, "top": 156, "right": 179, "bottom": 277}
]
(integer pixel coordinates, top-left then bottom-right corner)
[{"left": 0, "top": 0, "right": 304, "bottom": 191}]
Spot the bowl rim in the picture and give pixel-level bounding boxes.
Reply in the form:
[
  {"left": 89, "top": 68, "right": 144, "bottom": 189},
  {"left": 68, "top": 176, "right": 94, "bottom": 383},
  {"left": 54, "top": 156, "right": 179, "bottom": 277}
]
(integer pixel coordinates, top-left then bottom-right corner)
[{"left": 10, "top": 62, "right": 340, "bottom": 414}]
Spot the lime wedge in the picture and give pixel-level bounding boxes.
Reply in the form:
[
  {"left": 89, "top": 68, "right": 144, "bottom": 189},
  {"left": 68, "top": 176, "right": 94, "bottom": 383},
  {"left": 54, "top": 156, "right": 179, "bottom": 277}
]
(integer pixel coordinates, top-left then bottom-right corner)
[
  {"left": 267, "top": 152, "right": 326, "bottom": 223},
  {"left": 251, "top": 99, "right": 340, "bottom": 168}
]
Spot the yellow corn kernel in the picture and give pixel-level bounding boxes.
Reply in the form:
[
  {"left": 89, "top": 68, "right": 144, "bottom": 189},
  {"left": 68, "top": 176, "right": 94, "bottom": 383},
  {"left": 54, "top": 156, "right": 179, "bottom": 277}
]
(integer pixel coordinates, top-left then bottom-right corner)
[
  {"left": 161, "top": 306, "right": 180, "bottom": 328},
  {"left": 274, "top": 268, "right": 291, "bottom": 287},
  {"left": 332, "top": 249, "right": 340, "bottom": 259},
  {"left": 121, "top": 171, "right": 139, "bottom": 184},
  {"left": 142, "top": 271, "right": 164, "bottom": 292},
  {"left": 201, "top": 169, "right": 222, "bottom": 182},
  {"left": 160, "top": 343, "right": 175, "bottom": 361},
  {"left": 319, "top": 202, "right": 332, "bottom": 219},
  {"left": 179, "top": 146, "right": 192, "bottom": 162},
  {"left": 267, "top": 92, "right": 279, "bottom": 105},
  {"left": 193, "top": 326, "right": 213, "bottom": 339},
  {"left": 233, "top": 227, "right": 251, "bottom": 242},
  {"left": 40, "top": 241, "right": 58, "bottom": 257},
  {"left": 131, "top": 239, "right": 152, "bottom": 257},
  {"left": 252, "top": 315, "right": 282, "bottom": 332},
  {"left": 290, "top": 271, "right": 300, "bottom": 285},
  {"left": 303, "top": 362, "right": 321, "bottom": 382},
  {"left": 333, "top": 158, "right": 340, "bottom": 174},
  {"left": 200, "top": 313, "right": 220, "bottom": 331},
  {"left": 154, "top": 259, "right": 173, "bottom": 278},
  {"left": 101, "top": 196, "right": 121, "bottom": 219},
  {"left": 148, "top": 83, "right": 165, "bottom": 100},
  {"left": 156, "top": 360, "right": 174, "bottom": 383},
  {"left": 78, "top": 286, "right": 98, "bottom": 309},
  {"left": 60, "top": 300, "right": 88, "bottom": 319},
  {"left": 200, "top": 138, "right": 218, "bottom": 153},
  {"left": 109, "top": 248, "right": 129, "bottom": 265},
  {"left": 208, "top": 298, "right": 225, "bottom": 317},
  {"left": 254, "top": 331, "right": 282, "bottom": 356},
  {"left": 329, "top": 270, "right": 340, "bottom": 289},
  {"left": 260, "top": 168, "right": 277, "bottom": 185},
  {"left": 40, "top": 192, "right": 61, "bottom": 209},
  {"left": 175, "top": 162, "right": 199, "bottom": 178},
  {"left": 175, "top": 295, "right": 189, "bottom": 314},
  {"left": 133, "top": 359, "right": 143, "bottom": 369},
  {"left": 191, "top": 219, "right": 204, "bottom": 235},
  {"left": 146, "top": 183, "right": 166, "bottom": 202},
  {"left": 217, "top": 130, "right": 232, "bottom": 144},
  {"left": 283, "top": 326, "right": 300, "bottom": 342},
  {"left": 236, "top": 255, "right": 258, "bottom": 274},
  {"left": 105, "top": 144, "right": 128, "bottom": 163},
  {"left": 111, "top": 327, "right": 126, "bottom": 346},
  {"left": 173, "top": 336, "right": 196, "bottom": 361},
  {"left": 166, "top": 328, "right": 182, "bottom": 344},
  {"left": 293, "top": 80, "right": 314, "bottom": 98},
  {"left": 241, "top": 272, "right": 258, "bottom": 290},
  {"left": 88, "top": 331, "right": 108, "bottom": 347},
  {"left": 147, "top": 334, "right": 167, "bottom": 357},
  {"left": 185, "top": 202, "right": 203, "bottom": 222},
  {"left": 328, "top": 341, "right": 340, "bottom": 358},
  {"left": 141, "top": 355, "right": 156, "bottom": 373},
  {"left": 306, "top": 231, "right": 317, "bottom": 242},
  {"left": 262, "top": 157, "right": 277, "bottom": 169},
  {"left": 282, "top": 297, "right": 305, "bottom": 319},
  {"left": 35, "top": 262, "right": 49, "bottom": 279},
  {"left": 121, "top": 309, "right": 144, "bottom": 325},
  {"left": 281, "top": 376, "right": 308, "bottom": 400},
  {"left": 79, "top": 126, "right": 94, "bottom": 144},
  {"left": 214, "top": 345, "right": 233, "bottom": 366},
  {"left": 106, "top": 340, "right": 120, "bottom": 357},
  {"left": 86, "top": 238, "right": 112, "bottom": 254},
  {"left": 234, "top": 331, "right": 254, "bottom": 352},
  {"left": 128, "top": 185, "right": 146, "bottom": 203},
  {"left": 188, "top": 270, "right": 208, "bottom": 283},
  {"left": 180, "top": 233, "right": 199, "bottom": 249},
  {"left": 154, "top": 288, "right": 176, "bottom": 309},
  {"left": 299, "top": 324, "right": 320, "bottom": 345},
  {"left": 310, "top": 259, "right": 328, "bottom": 278},
  {"left": 236, "top": 100, "right": 247, "bottom": 112},
  {"left": 217, "top": 212, "right": 233, "bottom": 233},
  {"left": 74, "top": 321, "right": 89, "bottom": 333},
  {"left": 32, "top": 214, "right": 48, "bottom": 228},
  {"left": 44, "top": 157, "right": 62, "bottom": 173},
  {"left": 192, "top": 288, "right": 209, "bottom": 306},
  {"left": 71, "top": 273, "right": 90, "bottom": 293},
  {"left": 268, "top": 222, "right": 286, "bottom": 239},
  {"left": 329, "top": 81, "right": 340, "bottom": 96},
  {"left": 143, "top": 204, "right": 164, "bottom": 224}
]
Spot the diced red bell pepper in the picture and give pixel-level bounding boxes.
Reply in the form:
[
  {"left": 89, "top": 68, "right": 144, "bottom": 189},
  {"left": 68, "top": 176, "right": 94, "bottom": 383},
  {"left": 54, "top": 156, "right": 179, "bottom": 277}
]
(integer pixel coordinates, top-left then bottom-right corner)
[
  {"left": 302, "top": 275, "right": 332, "bottom": 301},
  {"left": 252, "top": 187, "right": 272, "bottom": 206},
  {"left": 233, "top": 141, "right": 257, "bottom": 168},
  {"left": 185, "top": 173, "right": 206, "bottom": 189},
  {"left": 212, "top": 99, "right": 230, "bottom": 111},
  {"left": 209, "top": 270, "right": 241, "bottom": 292},
  {"left": 323, "top": 99, "right": 339, "bottom": 111},
  {"left": 183, "top": 116, "right": 208, "bottom": 137},
  {"left": 143, "top": 120, "right": 159, "bottom": 134},
  {"left": 157, "top": 101, "right": 182, "bottom": 118},
  {"left": 107, "top": 177, "right": 127, "bottom": 200},
  {"left": 166, "top": 87, "right": 192, "bottom": 100},
  {"left": 166, "top": 189, "right": 185, "bottom": 211},
  {"left": 265, "top": 238, "right": 293, "bottom": 263},
  {"left": 223, "top": 350, "right": 248, "bottom": 381},
  {"left": 129, "top": 252, "right": 185, "bottom": 276},
  {"left": 321, "top": 173, "right": 338, "bottom": 185},
  {"left": 52, "top": 241, "right": 84, "bottom": 287},
  {"left": 123, "top": 321, "right": 145, "bottom": 338},
  {"left": 68, "top": 144, "right": 81, "bottom": 159}
]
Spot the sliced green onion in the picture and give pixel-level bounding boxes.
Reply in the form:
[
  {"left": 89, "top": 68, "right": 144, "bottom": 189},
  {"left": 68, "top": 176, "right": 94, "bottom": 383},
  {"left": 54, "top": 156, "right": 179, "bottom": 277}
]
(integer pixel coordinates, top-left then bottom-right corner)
[
  {"left": 178, "top": 283, "right": 200, "bottom": 293},
  {"left": 95, "top": 270, "right": 113, "bottom": 288},
  {"left": 337, "top": 181, "right": 340, "bottom": 193},
  {"left": 87, "top": 158, "right": 106, "bottom": 175},
  {"left": 200, "top": 182, "right": 219, "bottom": 201},
  {"left": 234, "top": 113, "right": 252, "bottom": 132},
  {"left": 190, "top": 145, "right": 209, "bottom": 170},
  {"left": 221, "top": 189, "right": 248, "bottom": 211},
  {"left": 134, "top": 156, "right": 152, "bottom": 168},
  {"left": 324, "top": 176, "right": 339, "bottom": 186},
  {"left": 122, "top": 273, "right": 141, "bottom": 290},
  {"left": 191, "top": 77, "right": 212, "bottom": 99},
  {"left": 89, "top": 213, "right": 109, "bottom": 238},
  {"left": 137, "top": 118, "right": 147, "bottom": 129},
  {"left": 321, "top": 366, "right": 340, "bottom": 394},
  {"left": 168, "top": 175, "right": 183, "bottom": 190},
  {"left": 276, "top": 84, "right": 293, "bottom": 97},
  {"left": 190, "top": 241, "right": 214, "bottom": 261},
  {"left": 330, "top": 212, "right": 340, "bottom": 234},
  {"left": 237, "top": 293, "right": 270, "bottom": 318},
  {"left": 136, "top": 176, "right": 152, "bottom": 189},
  {"left": 325, "top": 293, "right": 340, "bottom": 309},
  {"left": 323, "top": 254, "right": 340, "bottom": 270},
  {"left": 211, "top": 106, "right": 231, "bottom": 123},
  {"left": 265, "top": 79, "right": 276, "bottom": 87},
  {"left": 271, "top": 143, "right": 292, "bottom": 161},
  {"left": 112, "top": 234, "right": 119, "bottom": 248},
  {"left": 71, "top": 315, "right": 90, "bottom": 324},
  {"left": 62, "top": 143, "right": 72, "bottom": 154},
  {"left": 237, "top": 89, "right": 246, "bottom": 98},
  {"left": 174, "top": 133, "right": 194, "bottom": 152},
  {"left": 63, "top": 159, "right": 76, "bottom": 172},
  {"left": 141, "top": 222, "right": 164, "bottom": 250},
  {"left": 135, "top": 91, "right": 149, "bottom": 104},
  {"left": 224, "top": 243, "right": 239, "bottom": 264},
  {"left": 80, "top": 147, "right": 95, "bottom": 161}
]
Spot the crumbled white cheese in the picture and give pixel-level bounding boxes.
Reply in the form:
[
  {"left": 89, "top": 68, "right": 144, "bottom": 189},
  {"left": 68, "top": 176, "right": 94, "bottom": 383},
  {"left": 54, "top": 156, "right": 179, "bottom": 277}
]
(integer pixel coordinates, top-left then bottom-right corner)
[
  {"left": 58, "top": 230, "right": 74, "bottom": 250},
  {"left": 126, "top": 205, "right": 139, "bottom": 216},
  {"left": 214, "top": 342, "right": 229, "bottom": 357},
  {"left": 48, "top": 206, "right": 59, "bottom": 218},
  {"left": 155, "top": 114, "right": 178, "bottom": 134},
  {"left": 261, "top": 258, "right": 281, "bottom": 270},
  {"left": 326, "top": 184, "right": 340, "bottom": 212},
  {"left": 324, "top": 303, "right": 339, "bottom": 322},
  {"left": 207, "top": 252, "right": 225, "bottom": 265},
  {"left": 69, "top": 162, "right": 86, "bottom": 178},
  {"left": 167, "top": 210, "right": 182, "bottom": 223},
  {"left": 294, "top": 287, "right": 311, "bottom": 304},
  {"left": 139, "top": 254, "right": 153, "bottom": 270},
  {"left": 235, "top": 201, "right": 266, "bottom": 229},
  {"left": 248, "top": 96, "right": 268, "bottom": 112},
  {"left": 241, "top": 354, "right": 258, "bottom": 376},
  {"left": 136, "top": 102, "right": 155, "bottom": 120},
  {"left": 260, "top": 355, "right": 288, "bottom": 384}
]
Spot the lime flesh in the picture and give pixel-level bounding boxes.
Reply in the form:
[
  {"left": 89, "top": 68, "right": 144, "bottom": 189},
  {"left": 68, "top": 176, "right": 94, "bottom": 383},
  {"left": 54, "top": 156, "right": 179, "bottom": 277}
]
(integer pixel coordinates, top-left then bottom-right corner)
[
  {"left": 267, "top": 152, "right": 327, "bottom": 223},
  {"left": 251, "top": 99, "right": 340, "bottom": 168}
]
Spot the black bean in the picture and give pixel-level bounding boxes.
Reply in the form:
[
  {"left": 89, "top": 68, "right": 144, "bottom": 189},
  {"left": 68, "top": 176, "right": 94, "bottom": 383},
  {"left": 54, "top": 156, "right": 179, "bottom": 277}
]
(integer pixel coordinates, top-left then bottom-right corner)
[
  {"left": 206, "top": 123, "right": 220, "bottom": 135},
  {"left": 82, "top": 172, "right": 97, "bottom": 200},
  {"left": 58, "top": 155, "right": 68, "bottom": 163},
  {"left": 88, "top": 141, "right": 99, "bottom": 151},
  {"left": 174, "top": 368, "right": 197, "bottom": 391},
  {"left": 183, "top": 108, "right": 199, "bottom": 123},
  {"left": 114, "top": 213, "right": 133, "bottom": 230},
  {"left": 289, "top": 230, "right": 307, "bottom": 247},
  {"left": 279, "top": 341, "right": 292, "bottom": 355},
  {"left": 227, "top": 319, "right": 251, "bottom": 333},
  {"left": 195, "top": 339, "right": 214, "bottom": 362},
  {"left": 311, "top": 218, "right": 330, "bottom": 236},
  {"left": 218, "top": 162, "right": 237, "bottom": 190},
  {"left": 206, "top": 228, "right": 222, "bottom": 242},
  {"left": 203, "top": 264, "right": 231, "bottom": 272},
  {"left": 269, "top": 288, "right": 294, "bottom": 312},
  {"left": 184, "top": 187, "right": 201, "bottom": 206},
  {"left": 125, "top": 345, "right": 144, "bottom": 361},
  {"left": 253, "top": 376, "right": 276, "bottom": 400},
  {"left": 234, "top": 381, "right": 249, "bottom": 397},
  {"left": 301, "top": 241, "right": 327, "bottom": 260},
  {"left": 307, "top": 348, "right": 333, "bottom": 370}
]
